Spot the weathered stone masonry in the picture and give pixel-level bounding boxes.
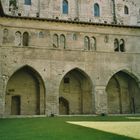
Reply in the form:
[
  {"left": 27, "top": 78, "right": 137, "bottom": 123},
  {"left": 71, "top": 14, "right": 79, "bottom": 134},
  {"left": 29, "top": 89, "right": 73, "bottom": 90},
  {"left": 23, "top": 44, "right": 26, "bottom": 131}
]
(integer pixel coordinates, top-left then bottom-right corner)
[{"left": 0, "top": 0, "right": 140, "bottom": 116}]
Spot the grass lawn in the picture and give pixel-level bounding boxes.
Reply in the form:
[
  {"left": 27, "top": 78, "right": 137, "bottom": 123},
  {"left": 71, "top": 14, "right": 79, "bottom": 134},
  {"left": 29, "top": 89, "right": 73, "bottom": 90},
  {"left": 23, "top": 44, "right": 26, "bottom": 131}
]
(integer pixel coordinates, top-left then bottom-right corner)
[{"left": 0, "top": 116, "right": 140, "bottom": 140}]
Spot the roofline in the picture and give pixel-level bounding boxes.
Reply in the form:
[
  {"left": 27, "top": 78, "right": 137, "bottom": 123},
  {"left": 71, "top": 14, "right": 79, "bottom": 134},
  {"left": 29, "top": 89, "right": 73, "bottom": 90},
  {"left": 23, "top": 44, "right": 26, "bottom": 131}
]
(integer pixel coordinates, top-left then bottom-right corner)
[
  {"left": 2, "top": 15, "right": 140, "bottom": 29},
  {"left": 0, "top": 1, "right": 140, "bottom": 29}
]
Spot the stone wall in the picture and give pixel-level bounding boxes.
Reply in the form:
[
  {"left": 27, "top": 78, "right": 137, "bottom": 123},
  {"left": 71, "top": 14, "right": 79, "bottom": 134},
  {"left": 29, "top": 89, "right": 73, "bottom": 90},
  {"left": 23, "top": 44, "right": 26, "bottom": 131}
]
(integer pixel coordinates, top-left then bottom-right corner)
[
  {"left": 0, "top": 17, "right": 140, "bottom": 116},
  {"left": 1, "top": 0, "right": 140, "bottom": 26}
]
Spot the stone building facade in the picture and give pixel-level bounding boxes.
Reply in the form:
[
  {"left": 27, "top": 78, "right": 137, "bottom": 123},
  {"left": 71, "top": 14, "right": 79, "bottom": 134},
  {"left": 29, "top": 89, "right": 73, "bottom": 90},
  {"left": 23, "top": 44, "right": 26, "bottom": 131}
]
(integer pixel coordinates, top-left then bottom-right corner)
[
  {"left": 0, "top": 0, "right": 140, "bottom": 116},
  {"left": 1, "top": 0, "right": 140, "bottom": 25}
]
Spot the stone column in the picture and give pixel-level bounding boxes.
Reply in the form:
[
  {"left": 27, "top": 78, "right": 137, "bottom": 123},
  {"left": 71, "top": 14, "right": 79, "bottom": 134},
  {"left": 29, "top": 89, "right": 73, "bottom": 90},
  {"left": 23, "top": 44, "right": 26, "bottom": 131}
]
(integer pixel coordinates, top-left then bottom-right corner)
[
  {"left": 94, "top": 86, "right": 108, "bottom": 114},
  {"left": 45, "top": 78, "right": 59, "bottom": 116},
  {"left": 0, "top": 75, "right": 8, "bottom": 116}
]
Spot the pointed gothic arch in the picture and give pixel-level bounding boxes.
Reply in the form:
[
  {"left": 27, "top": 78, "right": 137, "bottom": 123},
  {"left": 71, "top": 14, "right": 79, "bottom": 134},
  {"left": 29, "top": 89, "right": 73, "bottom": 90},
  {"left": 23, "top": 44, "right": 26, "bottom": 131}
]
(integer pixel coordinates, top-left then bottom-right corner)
[
  {"left": 5, "top": 65, "right": 45, "bottom": 115},
  {"left": 106, "top": 71, "right": 140, "bottom": 114},
  {"left": 84, "top": 36, "right": 90, "bottom": 50},
  {"left": 59, "top": 68, "right": 94, "bottom": 115}
]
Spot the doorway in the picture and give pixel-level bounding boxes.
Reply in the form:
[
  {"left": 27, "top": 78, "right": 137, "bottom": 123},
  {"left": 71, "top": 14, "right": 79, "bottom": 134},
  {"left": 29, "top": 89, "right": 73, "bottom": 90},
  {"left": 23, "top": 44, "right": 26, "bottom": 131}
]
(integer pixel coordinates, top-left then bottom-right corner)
[
  {"left": 11, "top": 96, "right": 20, "bottom": 115},
  {"left": 59, "top": 97, "right": 69, "bottom": 115}
]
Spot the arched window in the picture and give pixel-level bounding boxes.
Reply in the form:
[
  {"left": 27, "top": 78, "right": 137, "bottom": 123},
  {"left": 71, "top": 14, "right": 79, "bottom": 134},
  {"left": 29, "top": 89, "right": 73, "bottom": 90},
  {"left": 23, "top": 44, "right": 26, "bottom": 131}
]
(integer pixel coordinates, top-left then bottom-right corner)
[
  {"left": 15, "top": 31, "right": 21, "bottom": 46},
  {"left": 39, "top": 31, "right": 44, "bottom": 38},
  {"left": 120, "top": 39, "right": 125, "bottom": 52},
  {"left": 124, "top": 5, "right": 129, "bottom": 15},
  {"left": 84, "top": 36, "right": 90, "bottom": 50},
  {"left": 23, "top": 32, "right": 29, "bottom": 46},
  {"left": 73, "top": 33, "right": 77, "bottom": 40},
  {"left": 53, "top": 34, "right": 59, "bottom": 48},
  {"left": 90, "top": 37, "right": 96, "bottom": 51},
  {"left": 63, "top": 0, "right": 68, "bottom": 14},
  {"left": 114, "top": 39, "right": 119, "bottom": 52},
  {"left": 24, "top": 0, "right": 31, "bottom": 5},
  {"left": 60, "top": 34, "right": 66, "bottom": 49},
  {"left": 94, "top": 3, "right": 100, "bottom": 17},
  {"left": 2, "top": 29, "right": 8, "bottom": 44}
]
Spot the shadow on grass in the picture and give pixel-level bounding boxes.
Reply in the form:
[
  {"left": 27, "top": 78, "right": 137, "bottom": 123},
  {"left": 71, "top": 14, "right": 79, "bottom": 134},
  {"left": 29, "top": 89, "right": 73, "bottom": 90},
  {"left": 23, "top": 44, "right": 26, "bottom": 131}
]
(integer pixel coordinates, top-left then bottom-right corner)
[{"left": 0, "top": 116, "right": 139, "bottom": 140}]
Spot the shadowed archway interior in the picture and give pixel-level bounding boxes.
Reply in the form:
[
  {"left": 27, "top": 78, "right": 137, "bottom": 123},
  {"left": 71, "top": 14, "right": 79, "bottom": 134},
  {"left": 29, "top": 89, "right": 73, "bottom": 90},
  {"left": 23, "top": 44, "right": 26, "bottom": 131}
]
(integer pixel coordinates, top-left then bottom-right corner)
[
  {"left": 5, "top": 66, "right": 45, "bottom": 115},
  {"left": 59, "top": 68, "right": 93, "bottom": 115},
  {"left": 106, "top": 71, "right": 140, "bottom": 114}
]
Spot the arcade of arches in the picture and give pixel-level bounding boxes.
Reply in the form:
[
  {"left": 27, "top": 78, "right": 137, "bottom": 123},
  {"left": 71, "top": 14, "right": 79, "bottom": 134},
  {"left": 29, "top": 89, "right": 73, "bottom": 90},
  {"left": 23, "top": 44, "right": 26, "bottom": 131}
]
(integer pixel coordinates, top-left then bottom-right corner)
[
  {"left": 5, "top": 66, "right": 45, "bottom": 115},
  {"left": 4, "top": 67, "right": 140, "bottom": 116},
  {"left": 106, "top": 71, "right": 140, "bottom": 114}
]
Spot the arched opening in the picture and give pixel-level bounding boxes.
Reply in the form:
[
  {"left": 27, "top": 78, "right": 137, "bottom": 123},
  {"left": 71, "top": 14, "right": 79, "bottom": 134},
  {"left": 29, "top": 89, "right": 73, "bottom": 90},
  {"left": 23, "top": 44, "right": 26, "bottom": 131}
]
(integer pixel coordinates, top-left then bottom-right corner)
[
  {"left": 23, "top": 32, "right": 29, "bottom": 46},
  {"left": 60, "top": 34, "right": 66, "bottom": 49},
  {"left": 124, "top": 5, "right": 129, "bottom": 15},
  {"left": 59, "top": 97, "right": 69, "bottom": 115},
  {"left": 2, "top": 29, "right": 9, "bottom": 44},
  {"left": 5, "top": 66, "right": 45, "bottom": 115},
  {"left": 59, "top": 68, "right": 93, "bottom": 115},
  {"left": 53, "top": 34, "right": 59, "bottom": 48},
  {"left": 11, "top": 96, "right": 21, "bottom": 115},
  {"left": 114, "top": 39, "right": 119, "bottom": 52},
  {"left": 84, "top": 36, "right": 90, "bottom": 50},
  {"left": 120, "top": 39, "right": 125, "bottom": 52},
  {"left": 106, "top": 71, "right": 140, "bottom": 114},
  {"left": 15, "top": 31, "right": 21, "bottom": 46},
  {"left": 94, "top": 3, "right": 100, "bottom": 17},
  {"left": 63, "top": 0, "right": 68, "bottom": 14},
  {"left": 90, "top": 37, "right": 96, "bottom": 51},
  {"left": 73, "top": 33, "right": 77, "bottom": 40}
]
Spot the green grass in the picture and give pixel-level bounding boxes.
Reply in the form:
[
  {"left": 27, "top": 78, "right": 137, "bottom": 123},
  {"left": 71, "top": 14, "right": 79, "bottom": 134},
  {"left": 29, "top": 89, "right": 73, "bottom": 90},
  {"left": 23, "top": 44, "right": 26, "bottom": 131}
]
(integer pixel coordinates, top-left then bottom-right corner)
[{"left": 0, "top": 116, "right": 140, "bottom": 140}]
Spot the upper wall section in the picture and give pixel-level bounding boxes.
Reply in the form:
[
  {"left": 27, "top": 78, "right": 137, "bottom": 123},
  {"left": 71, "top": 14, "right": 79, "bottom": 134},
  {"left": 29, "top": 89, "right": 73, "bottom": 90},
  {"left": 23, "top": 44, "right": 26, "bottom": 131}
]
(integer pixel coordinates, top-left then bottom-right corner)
[
  {"left": 0, "top": 17, "right": 140, "bottom": 53},
  {"left": 1, "top": 0, "right": 140, "bottom": 26}
]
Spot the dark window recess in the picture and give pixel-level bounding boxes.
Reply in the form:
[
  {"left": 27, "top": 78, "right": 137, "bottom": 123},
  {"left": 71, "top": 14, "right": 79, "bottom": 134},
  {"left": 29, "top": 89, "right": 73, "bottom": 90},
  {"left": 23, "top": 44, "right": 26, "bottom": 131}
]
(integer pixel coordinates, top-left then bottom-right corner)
[
  {"left": 63, "top": 0, "right": 68, "bottom": 14},
  {"left": 124, "top": 5, "right": 129, "bottom": 15},
  {"left": 23, "top": 32, "right": 29, "bottom": 46},
  {"left": 64, "top": 77, "right": 70, "bottom": 84},
  {"left": 24, "top": 0, "right": 31, "bottom": 5},
  {"left": 94, "top": 3, "right": 100, "bottom": 17}
]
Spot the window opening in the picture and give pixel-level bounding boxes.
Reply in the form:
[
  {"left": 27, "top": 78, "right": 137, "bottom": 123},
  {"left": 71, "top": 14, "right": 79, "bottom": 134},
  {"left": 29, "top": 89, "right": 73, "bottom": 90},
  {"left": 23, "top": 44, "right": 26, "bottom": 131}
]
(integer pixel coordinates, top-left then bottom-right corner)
[
  {"left": 53, "top": 34, "right": 59, "bottom": 48},
  {"left": 63, "top": 0, "right": 68, "bottom": 14},
  {"left": 124, "top": 5, "right": 129, "bottom": 14},
  {"left": 94, "top": 3, "right": 100, "bottom": 17},
  {"left": 23, "top": 32, "right": 29, "bottom": 46},
  {"left": 60, "top": 34, "right": 66, "bottom": 49},
  {"left": 24, "top": 0, "right": 31, "bottom": 5}
]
